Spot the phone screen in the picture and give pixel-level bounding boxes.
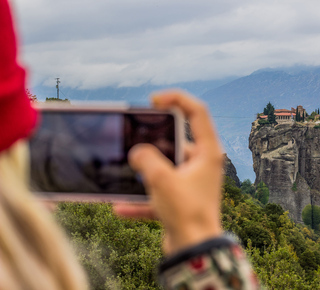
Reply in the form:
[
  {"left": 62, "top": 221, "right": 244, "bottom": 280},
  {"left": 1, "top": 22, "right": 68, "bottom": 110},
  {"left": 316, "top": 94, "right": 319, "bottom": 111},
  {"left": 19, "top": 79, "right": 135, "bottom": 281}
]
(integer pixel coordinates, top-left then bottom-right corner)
[{"left": 29, "top": 111, "right": 176, "bottom": 198}]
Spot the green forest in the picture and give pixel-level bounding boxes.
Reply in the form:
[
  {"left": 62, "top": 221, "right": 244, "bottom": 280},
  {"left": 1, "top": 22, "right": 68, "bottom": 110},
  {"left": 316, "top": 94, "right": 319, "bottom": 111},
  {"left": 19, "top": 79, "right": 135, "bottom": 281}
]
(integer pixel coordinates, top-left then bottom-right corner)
[{"left": 55, "top": 178, "right": 320, "bottom": 290}]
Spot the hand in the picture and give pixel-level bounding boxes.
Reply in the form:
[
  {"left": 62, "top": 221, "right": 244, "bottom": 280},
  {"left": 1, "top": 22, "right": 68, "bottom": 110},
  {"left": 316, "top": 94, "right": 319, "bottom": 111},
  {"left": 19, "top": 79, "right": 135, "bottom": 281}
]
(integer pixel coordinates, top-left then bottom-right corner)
[{"left": 114, "top": 90, "right": 224, "bottom": 255}]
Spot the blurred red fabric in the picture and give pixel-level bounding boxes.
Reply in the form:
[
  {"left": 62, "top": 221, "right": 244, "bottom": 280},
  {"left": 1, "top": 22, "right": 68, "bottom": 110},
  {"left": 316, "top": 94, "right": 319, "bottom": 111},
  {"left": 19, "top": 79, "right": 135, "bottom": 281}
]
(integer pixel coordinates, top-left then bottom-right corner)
[{"left": 0, "top": 0, "right": 38, "bottom": 152}]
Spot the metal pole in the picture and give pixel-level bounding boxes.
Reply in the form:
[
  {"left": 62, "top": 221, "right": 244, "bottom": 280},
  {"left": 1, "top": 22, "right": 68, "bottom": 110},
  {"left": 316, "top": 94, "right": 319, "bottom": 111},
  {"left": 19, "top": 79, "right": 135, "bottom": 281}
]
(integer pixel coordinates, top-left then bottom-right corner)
[{"left": 55, "top": 78, "right": 60, "bottom": 99}]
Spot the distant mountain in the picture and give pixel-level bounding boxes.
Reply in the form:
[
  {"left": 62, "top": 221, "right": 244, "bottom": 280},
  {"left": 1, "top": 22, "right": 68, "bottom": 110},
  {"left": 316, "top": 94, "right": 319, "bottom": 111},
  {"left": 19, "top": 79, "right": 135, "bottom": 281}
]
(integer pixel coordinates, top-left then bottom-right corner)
[
  {"left": 201, "top": 66, "right": 320, "bottom": 181},
  {"left": 202, "top": 68, "right": 320, "bottom": 114},
  {"left": 31, "top": 66, "right": 320, "bottom": 182},
  {"left": 32, "top": 77, "right": 237, "bottom": 104}
]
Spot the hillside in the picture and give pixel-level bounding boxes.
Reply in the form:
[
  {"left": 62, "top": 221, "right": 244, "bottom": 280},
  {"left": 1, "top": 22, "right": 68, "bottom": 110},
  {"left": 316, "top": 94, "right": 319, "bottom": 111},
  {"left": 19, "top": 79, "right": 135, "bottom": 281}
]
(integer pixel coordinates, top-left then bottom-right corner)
[{"left": 55, "top": 178, "right": 320, "bottom": 289}]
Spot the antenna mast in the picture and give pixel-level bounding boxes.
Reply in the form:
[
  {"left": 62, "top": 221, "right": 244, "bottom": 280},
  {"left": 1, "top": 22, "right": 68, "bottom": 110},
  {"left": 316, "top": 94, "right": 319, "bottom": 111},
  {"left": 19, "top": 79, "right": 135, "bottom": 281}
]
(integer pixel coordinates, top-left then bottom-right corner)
[{"left": 55, "top": 78, "right": 60, "bottom": 99}]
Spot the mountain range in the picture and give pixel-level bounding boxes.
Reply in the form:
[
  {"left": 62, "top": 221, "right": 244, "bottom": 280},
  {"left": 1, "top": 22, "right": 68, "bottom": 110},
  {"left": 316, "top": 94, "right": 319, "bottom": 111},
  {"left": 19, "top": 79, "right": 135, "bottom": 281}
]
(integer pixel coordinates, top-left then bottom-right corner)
[{"left": 32, "top": 65, "right": 320, "bottom": 182}]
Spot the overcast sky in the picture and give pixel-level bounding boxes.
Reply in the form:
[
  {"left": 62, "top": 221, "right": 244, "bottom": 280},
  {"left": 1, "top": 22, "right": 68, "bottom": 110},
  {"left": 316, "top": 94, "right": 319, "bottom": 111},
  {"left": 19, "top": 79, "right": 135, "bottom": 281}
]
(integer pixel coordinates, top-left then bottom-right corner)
[{"left": 12, "top": 0, "right": 320, "bottom": 89}]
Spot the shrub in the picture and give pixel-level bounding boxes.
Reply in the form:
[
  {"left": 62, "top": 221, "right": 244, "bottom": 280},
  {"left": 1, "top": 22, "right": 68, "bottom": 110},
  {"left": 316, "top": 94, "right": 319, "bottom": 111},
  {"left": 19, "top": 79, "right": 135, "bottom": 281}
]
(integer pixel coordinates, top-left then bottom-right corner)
[
  {"left": 292, "top": 182, "right": 297, "bottom": 191},
  {"left": 258, "top": 119, "right": 269, "bottom": 125},
  {"left": 46, "top": 97, "right": 70, "bottom": 102},
  {"left": 55, "top": 203, "right": 163, "bottom": 289}
]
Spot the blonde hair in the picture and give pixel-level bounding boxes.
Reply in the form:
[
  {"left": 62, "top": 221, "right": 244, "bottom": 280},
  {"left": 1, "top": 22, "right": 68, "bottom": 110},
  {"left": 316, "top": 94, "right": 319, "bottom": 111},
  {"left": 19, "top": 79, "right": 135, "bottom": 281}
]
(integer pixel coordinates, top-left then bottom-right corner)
[{"left": 0, "top": 140, "right": 88, "bottom": 290}]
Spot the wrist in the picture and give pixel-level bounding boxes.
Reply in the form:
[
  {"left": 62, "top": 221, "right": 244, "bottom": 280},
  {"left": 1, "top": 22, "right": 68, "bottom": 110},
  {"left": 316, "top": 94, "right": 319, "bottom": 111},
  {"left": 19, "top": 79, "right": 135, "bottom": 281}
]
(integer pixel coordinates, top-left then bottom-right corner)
[
  {"left": 164, "top": 217, "right": 223, "bottom": 255},
  {"left": 159, "top": 235, "right": 237, "bottom": 274}
]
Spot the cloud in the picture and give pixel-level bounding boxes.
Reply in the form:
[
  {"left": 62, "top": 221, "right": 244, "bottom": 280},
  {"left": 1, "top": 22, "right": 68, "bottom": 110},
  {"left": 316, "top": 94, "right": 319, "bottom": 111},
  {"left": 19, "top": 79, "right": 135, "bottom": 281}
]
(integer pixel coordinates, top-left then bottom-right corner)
[{"left": 12, "top": 0, "right": 320, "bottom": 89}]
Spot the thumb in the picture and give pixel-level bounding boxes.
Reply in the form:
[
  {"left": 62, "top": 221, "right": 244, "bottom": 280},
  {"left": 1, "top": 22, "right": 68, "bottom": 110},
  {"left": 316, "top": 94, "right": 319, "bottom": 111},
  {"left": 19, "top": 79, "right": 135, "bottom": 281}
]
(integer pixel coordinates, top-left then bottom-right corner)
[{"left": 128, "top": 144, "right": 174, "bottom": 188}]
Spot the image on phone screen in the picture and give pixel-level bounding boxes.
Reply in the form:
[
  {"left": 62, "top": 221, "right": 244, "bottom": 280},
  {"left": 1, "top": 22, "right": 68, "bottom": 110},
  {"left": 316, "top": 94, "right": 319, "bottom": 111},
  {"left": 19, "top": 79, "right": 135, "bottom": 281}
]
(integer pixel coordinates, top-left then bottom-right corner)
[{"left": 29, "top": 111, "right": 176, "bottom": 198}]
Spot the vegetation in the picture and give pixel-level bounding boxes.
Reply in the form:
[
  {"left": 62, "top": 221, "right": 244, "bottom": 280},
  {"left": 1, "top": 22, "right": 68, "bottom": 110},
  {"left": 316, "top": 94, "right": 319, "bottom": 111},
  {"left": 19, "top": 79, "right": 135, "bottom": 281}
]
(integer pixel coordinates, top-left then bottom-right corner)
[
  {"left": 302, "top": 204, "right": 320, "bottom": 230},
  {"left": 294, "top": 107, "right": 320, "bottom": 122},
  {"left": 258, "top": 104, "right": 319, "bottom": 125},
  {"left": 26, "top": 89, "right": 38, "bottom": 102},
  {"left": 46, "top": 97, "right": 70, "bottom": 103},
  {"left": 54, "top": 178, "right": 320, "bottom": 289},
  {"left": 258, "top": 102, "right": 277, "bottom": 126},
  {"left": 263, "top": 102, "right": 277, "bottom": 124},
  {"left": 258, "top": 119, "right": 269, "bottom": 126},
  {"left": 222, "top": 178, "right": 320, "bottom": 289},
  {"left": 255, "top": 181, "right": 269, "bottom": 205},
  {"left": 25, "top": 90, "right": 70, "bottom": 103},
  {"left": 292, "top": 182, "right": 297, "bottom": 191},
  {"left": 55, "top": 203, "right": 162, "bottom": 289},
  {"left": 307, "top": 110, "right": 318, "bottom": 121},
  {"left": 241, "top": 179, "right": 256, "bottom": 196},
  {"left": 241, "top": 179, "right": 269, "bottom": 205},
  {"left": 295, "top": 106, "right": 301, "bottom": 122},
  {"left": 256, "top": 113, "right": 263, "bottom": 118}
]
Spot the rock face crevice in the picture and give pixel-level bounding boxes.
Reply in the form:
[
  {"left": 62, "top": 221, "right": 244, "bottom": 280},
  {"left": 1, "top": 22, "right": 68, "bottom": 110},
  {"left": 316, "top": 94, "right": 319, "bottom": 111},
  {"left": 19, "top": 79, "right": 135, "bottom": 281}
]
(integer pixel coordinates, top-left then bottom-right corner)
[{"left": 249, "top": 122, "right": 320, "bottom": 223}]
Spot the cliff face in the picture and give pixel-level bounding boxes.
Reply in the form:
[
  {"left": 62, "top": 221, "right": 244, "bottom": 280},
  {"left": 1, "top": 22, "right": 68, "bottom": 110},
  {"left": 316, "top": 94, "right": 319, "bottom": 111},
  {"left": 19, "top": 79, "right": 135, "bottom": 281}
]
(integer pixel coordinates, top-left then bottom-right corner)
[
  {"left": 249, "top": 121, "right": 320, "bottom": 223},
  {"left": 224, "top": 154, "right": 241, "bottom": 187}
]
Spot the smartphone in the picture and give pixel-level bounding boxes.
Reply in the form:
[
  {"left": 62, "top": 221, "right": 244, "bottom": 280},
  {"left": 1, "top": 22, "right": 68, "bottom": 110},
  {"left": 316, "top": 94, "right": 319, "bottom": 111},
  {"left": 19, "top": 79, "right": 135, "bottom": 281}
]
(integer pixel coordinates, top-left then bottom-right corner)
[{"left": 29, "top": 102, "right": 184, "bottom": 202}]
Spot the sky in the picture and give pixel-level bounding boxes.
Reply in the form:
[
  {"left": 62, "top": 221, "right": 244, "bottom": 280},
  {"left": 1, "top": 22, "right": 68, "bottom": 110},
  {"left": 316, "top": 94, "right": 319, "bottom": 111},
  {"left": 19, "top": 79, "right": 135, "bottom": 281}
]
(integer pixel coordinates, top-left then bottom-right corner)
[{"left": 12, "top": 0, "right": 320, "bottom": 89}]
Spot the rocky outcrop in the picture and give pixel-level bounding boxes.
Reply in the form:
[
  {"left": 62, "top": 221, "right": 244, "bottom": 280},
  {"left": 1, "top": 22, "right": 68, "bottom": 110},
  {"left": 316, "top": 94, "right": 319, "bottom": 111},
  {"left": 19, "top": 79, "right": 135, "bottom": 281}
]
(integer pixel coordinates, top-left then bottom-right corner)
[
  {"left": 224, "top": 154, "right": 241, "bottom": 187},
  {"left": 249, "top": 121, "right": 320, "bottom": 223}
]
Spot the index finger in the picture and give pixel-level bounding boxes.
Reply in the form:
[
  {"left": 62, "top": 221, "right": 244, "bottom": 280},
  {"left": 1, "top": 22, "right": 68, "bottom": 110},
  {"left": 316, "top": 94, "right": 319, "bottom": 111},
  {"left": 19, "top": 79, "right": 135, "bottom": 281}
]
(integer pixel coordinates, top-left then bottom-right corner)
[{"left": 152, "top": 90, "right": 222, "bottom": 150}]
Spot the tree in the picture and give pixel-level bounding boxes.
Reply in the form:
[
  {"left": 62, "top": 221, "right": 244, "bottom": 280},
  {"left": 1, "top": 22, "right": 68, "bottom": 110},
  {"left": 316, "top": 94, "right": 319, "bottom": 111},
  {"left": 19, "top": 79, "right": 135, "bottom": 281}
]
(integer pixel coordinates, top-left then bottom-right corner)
[
  {"left": 26, "top": 89, "right": 37, "bottom": 102},
  {"left": 247, "top": 245, "right": 309, "bottom": 289},
  {"left": 263, "top": 102, "right": 276, "bottom": 124},
  {"left": 55, "top": 202, "right": 163, "bottom": 289},
  {"left": 268, "top": 111, "right": 276, "bottom": 124},
  {"left": 223, "top": 176, "right": 243, "bottom": 204},
  {"left": 300, "top": 249, "right": 319, "bottom": 272},
  {"left": 255, "top": 181, "right": 269, "bottom": 205},
  {"left": 302, "top": 204, "right": 320, "bottom": 230},
  {"left": 264, "top": 102, "right": 274, "bottom": 116},
  {"left": 241, "top": 179, "right": 256, "bottom": 196},
  {"left": 296, "top": 106, "right": 301, "bottom": 122},
  {"left": 307, "top": 110, "right": 317, "bottom": 121}
]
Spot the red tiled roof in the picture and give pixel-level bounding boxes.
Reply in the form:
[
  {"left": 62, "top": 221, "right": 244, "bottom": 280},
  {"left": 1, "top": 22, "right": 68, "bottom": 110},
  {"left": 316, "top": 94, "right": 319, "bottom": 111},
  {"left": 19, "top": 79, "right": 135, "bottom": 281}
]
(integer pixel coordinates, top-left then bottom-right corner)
[
  {"left": 275, "top": 113, "right": 296, "bottom": 116},
  {"left": 275, "top": 109, "right": 292, "bottom": 112}
]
